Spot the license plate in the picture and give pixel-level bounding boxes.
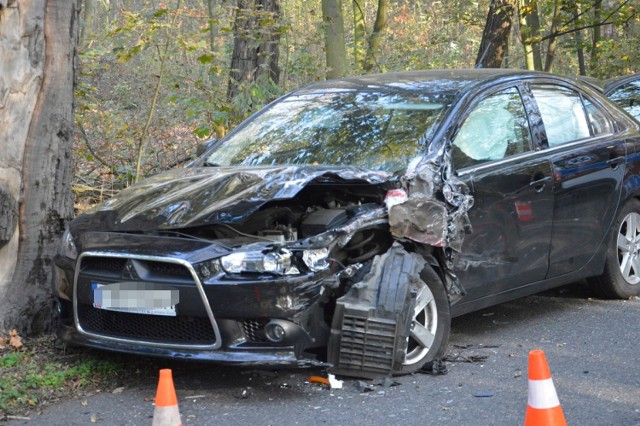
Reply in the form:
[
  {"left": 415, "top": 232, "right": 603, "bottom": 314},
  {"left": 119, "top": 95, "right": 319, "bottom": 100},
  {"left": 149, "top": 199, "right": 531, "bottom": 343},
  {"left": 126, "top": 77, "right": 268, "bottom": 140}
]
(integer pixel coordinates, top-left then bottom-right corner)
[{"left": 92, "top": 282, "right": 178, "bottom": 317}]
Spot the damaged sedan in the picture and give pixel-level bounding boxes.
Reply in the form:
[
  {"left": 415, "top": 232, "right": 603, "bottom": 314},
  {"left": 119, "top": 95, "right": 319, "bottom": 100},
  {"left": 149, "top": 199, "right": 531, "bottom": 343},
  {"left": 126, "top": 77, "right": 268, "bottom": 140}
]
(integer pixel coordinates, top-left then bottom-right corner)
[{"left": 54, "top": 69, "right": 640, "bottom": 378}]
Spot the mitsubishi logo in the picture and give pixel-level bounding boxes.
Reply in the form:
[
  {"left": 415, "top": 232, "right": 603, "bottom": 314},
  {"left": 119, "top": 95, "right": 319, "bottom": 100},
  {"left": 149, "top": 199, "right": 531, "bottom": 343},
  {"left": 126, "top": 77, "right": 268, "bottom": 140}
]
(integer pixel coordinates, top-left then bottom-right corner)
[{"left": 122, "top": 260, "right": 139, "bottom": 280}]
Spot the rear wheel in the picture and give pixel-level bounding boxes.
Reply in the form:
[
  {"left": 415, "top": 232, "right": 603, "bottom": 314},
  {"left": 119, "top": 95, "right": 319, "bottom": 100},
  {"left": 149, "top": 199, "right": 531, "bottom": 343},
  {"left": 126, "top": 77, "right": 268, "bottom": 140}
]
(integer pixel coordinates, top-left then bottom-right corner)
[{"left": 589, "top": 199, "right": 640, "bottom": 299}]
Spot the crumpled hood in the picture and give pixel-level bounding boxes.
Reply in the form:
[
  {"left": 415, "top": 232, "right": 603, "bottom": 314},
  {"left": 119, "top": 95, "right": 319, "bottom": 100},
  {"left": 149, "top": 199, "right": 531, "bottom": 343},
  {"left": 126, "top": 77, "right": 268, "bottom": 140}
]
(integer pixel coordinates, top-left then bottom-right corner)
[{"left": 70, "top": 165, "right": 392, "bottom": 234}]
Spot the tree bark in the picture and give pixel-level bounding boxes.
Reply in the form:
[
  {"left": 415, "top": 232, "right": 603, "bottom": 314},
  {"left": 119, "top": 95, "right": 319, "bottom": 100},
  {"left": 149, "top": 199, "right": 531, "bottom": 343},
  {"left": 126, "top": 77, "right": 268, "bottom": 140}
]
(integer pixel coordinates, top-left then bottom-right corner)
[
  {"left": 0, "top": 0, "right": 77, "bottom": 333},
  {"left": 363, "top": 0, "right": 388, "bottom": 72},
  {"left": 590, "top": 0, "right": 603, "bottom": 72},
  {"left": 519, "top": 0, "right": 542, "bottom": 71},
  {"left": 475, "top": 0, "right": 515, "bottom": 68},
  {"left": 543, "top": 0, "right": 560, "bottom": 72},
  {"left": 321, "top": 0, "right": 347, "bottom": 79},
  {"left": 352, "top": 0, "right": 365, "bottom": 70},
  {"left": 227, "top": 0, "right": 281, "bottom": 100}
]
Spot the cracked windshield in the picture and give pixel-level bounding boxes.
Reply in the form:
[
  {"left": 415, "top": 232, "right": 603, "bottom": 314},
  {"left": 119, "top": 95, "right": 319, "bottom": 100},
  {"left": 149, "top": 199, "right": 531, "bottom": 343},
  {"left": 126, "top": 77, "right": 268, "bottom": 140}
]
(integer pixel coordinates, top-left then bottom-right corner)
[{"left": 205, "top": 89, "right": 448, "bottom": 173}]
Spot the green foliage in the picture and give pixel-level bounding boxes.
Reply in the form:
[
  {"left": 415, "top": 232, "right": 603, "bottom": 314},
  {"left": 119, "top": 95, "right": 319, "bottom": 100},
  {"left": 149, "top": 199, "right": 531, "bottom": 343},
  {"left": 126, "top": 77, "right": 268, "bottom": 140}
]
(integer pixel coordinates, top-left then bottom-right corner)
[
  {"left": 0, "top": 350, "right": 119, "bottom": 414},
  {"left": 73, "top": 0, "right": 639, "bottom": 210}
]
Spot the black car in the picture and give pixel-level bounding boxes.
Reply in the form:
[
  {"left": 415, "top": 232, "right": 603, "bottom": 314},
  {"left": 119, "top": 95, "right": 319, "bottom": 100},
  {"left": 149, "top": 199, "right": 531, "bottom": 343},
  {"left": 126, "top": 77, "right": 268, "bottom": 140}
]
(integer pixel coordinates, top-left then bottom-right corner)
[
  {"left": 604, "top": 73, "right": 640, "bottom": 120},
  {"left": 54, "top": 69, "right": 640, "bottom": 378}
]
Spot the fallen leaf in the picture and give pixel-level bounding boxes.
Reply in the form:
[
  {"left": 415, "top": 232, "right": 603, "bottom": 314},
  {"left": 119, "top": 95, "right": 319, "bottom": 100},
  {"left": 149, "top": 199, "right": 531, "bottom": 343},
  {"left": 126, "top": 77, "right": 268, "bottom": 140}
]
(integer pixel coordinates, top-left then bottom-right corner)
[
  {"left": 112, "top": 387, "right": 125, "bottom": 394},
  {"left": 81, "top": 400, "right": 88, "bottom": 406},
  {"left": 9, "top": 329, "right": 22, "bottom": 349}
]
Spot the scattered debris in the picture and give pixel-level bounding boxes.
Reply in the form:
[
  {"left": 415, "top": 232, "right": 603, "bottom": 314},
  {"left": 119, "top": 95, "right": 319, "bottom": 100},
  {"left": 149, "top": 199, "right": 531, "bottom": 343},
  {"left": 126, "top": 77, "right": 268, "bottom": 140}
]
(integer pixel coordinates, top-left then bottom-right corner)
[
  {"left": 420, "top": 359, "right": 448, "bottom": 375},
  {"left": 308, "top": 376, "right": 330, "bottom": 386},
  {"left": 327, "top": 374, "right": 343, "bottom": 389},
  {"left": 111, "top": 387, "right": 124, "bottom": 394},
  {"left": 473, "top": 391, "right": 494, "bottom": 398}
]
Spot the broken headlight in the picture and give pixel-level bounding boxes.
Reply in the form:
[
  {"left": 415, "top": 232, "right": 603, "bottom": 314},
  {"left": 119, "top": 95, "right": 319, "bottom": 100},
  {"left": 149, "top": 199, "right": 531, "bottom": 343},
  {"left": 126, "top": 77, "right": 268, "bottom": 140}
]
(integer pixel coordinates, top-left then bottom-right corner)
[
  {"left": 220, "top": 249, "right": 293, "bottom": 275},
  {"left": 61, "top": 228, "right": 78, "bottom": 260},
  {"left": 302, "top": 248, "right": 330, "bottom": 271}
]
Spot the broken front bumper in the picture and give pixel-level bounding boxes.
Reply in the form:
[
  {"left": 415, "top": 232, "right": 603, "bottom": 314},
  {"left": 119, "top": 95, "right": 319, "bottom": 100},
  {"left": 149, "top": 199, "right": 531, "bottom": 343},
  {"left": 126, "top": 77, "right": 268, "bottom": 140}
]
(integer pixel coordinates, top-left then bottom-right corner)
[{"left": 52, "top": 234, "right": 331, "bottom": 366}]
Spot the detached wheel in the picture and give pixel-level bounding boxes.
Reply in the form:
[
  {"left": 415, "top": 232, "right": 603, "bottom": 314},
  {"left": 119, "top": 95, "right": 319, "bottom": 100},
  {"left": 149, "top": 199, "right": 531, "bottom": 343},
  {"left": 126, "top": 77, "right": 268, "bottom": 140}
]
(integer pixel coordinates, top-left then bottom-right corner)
[
  {"left": 589, "top": 199, "right": 640, "bottom": 299},
  {"left": 395, "top": 266, "right": 450, "bottom": 374}
]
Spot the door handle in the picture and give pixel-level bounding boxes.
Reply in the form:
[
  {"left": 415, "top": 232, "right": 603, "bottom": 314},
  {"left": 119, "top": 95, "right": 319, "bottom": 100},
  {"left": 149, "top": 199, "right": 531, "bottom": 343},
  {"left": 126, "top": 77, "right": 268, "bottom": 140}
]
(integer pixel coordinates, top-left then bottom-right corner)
[
  {"left": 606, "top": 156, "right": 624, "bottom": 169},
  {"left": 529, "top": 176, "right": 552, "bottom": 186}
]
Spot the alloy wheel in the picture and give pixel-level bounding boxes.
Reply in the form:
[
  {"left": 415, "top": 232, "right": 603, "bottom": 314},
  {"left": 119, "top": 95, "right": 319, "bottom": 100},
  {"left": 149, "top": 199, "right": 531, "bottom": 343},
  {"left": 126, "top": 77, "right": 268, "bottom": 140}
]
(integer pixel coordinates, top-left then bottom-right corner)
[
  {"left": 403, "top": 284, "right": 438, "bottom": 366},
  {"left": 617, "top": 211, "right": 640, "bottom": 285}
]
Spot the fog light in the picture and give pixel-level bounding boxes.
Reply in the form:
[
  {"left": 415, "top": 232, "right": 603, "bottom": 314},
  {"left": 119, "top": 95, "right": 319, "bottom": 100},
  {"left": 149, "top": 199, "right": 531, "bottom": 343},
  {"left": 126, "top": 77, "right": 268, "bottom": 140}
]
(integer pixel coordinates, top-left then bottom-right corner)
[{"left": 264, "top": 322, "right": 286, "bottom": 343}]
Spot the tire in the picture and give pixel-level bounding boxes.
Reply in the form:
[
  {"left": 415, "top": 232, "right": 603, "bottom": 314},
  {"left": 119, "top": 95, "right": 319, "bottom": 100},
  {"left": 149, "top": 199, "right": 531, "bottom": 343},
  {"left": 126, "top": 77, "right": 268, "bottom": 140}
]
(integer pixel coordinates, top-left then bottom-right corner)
[
  {"left": 393, "top": 265, "right": 450, "bottom": 375},
  {"left": 588, "top": 199, "right": 640, "bottom": 299}
]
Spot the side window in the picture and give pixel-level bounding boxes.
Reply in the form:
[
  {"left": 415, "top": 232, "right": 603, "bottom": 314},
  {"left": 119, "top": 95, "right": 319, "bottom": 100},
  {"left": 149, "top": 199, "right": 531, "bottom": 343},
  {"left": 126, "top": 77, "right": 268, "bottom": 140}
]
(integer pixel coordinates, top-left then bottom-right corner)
[
  {"left": 608, "top": 81, "right": 640, "bottom": 120},
  {"left": 583, "top": 99, "right": 613, "bottom": 135},
  {"left": 531, "top": 85, "right": 590, "bottom": 146},
  {"left": 452, "top": 87, "right": 531, "bottom": 169}
]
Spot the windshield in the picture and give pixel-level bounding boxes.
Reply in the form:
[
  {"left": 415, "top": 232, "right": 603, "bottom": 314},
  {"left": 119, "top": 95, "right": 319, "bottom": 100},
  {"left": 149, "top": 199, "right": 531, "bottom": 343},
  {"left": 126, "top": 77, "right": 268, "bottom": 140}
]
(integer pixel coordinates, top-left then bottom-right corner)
[{"left": 204, "top": 89, "right": 450, "bottom": 173}]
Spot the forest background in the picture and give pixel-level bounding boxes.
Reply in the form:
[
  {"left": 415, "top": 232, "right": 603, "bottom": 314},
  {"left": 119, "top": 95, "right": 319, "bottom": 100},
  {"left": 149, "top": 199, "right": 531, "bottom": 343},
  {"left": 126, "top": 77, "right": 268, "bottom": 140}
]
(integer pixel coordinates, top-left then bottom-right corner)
[{"left": 76, "top": 0, "right": 639, "bottom": 210}]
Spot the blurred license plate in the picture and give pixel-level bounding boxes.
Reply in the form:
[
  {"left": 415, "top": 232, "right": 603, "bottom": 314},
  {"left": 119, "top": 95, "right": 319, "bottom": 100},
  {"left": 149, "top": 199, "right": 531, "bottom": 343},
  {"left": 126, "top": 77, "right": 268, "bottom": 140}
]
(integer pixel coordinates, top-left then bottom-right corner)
[{"left": 92, "top": 282, "right": 178, "bottom": 316}]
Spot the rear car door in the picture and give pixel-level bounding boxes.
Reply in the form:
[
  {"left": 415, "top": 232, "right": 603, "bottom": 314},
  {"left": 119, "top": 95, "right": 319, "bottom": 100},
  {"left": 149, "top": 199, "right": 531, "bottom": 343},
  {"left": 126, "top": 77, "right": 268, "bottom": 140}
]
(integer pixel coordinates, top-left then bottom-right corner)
[
  {"left": 449, "top": 85, "right": 554, "bottom": 303},
  {"left": 529, "top": 84, "right": 625, "bottom": 277}
]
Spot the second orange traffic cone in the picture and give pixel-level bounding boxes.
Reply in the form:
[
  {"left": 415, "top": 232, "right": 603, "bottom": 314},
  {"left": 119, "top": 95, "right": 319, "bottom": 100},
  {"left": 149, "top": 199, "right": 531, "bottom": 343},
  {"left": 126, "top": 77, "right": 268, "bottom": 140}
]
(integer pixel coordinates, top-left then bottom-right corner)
[
  {"left": 152, "top": 369, "right": 182, "bottom": 426},
  {"left": 524, "top": 350, "right": 567, "bottom": 426}
]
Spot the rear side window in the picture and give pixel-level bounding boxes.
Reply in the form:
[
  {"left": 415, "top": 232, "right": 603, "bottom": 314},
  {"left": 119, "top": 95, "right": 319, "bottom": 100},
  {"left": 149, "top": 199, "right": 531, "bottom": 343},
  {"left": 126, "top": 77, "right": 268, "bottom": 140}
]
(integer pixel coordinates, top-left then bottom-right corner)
[
  {"left": 607, "top": 81, "right": 640, "bottom": 120},
  {"left": 531, "top": 85, "right": 590, "bottom": 146},
  {"left": 452, "top": 87, "right": 531, "bottom": 169}
]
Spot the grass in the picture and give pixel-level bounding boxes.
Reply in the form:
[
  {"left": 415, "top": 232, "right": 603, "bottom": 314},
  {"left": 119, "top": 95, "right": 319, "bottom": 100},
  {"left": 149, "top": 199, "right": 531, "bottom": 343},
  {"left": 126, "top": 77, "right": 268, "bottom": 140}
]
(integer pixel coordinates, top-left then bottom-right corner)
[{"left": 0, "top": 333, "right": 153, "bottom": 419}]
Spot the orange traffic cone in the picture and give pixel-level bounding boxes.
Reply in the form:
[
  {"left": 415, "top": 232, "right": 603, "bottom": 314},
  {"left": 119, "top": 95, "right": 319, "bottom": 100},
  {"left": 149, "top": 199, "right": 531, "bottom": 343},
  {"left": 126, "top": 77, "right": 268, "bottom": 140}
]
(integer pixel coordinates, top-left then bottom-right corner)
[
  {"left": 524, "top": 350, "right": 567, "bottom": 426},
  {"left": 152, "top": 369, "right": 182, "bottom": 426}
]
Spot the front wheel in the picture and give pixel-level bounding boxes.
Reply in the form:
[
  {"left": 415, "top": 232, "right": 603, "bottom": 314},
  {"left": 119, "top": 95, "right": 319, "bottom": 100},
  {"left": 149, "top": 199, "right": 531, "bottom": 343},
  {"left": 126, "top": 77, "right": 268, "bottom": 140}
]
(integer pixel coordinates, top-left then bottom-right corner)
[
  {"left": 588, "top": 199, "right": 640, "bottom": 299},
  {"left": 394, "top": 265, "right": 450, "bottom": 374}
]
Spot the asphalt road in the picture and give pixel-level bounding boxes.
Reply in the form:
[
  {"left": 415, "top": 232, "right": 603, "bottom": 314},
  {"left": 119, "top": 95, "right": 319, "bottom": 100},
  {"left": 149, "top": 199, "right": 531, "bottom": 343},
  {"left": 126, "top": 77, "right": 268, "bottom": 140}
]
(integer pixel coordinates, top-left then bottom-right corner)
[{"left": 12, "top": 282, "right": 640, "bottom": 425}]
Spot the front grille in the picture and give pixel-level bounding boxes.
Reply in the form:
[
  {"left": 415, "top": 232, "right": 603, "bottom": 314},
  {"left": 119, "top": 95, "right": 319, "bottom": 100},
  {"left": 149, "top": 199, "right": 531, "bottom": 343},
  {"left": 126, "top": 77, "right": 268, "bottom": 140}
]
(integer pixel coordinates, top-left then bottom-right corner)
[
  {"left": 334, "top": 312, "right": 397, "bottom": 376},
  {"left": 81, "top": 257, "right": 127, "bottom": 274},
  {"left": 242, "top": 319, "right": 269, "bottom": 343},
  {"left": 145, "top": 260, "right": 193, "bottom": 280},
  {"left": 77, "top": 305, "right": 216, "bottom": 345}
]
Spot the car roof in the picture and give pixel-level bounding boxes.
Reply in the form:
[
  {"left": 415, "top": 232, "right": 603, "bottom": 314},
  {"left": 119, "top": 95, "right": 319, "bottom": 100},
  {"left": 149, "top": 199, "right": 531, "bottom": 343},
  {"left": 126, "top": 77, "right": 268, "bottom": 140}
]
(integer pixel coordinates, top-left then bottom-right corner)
[
  {"left": 604, "top": 73, "right": 640, "bottom": 94},
  {"left": 297, "top": 69, "right": 572, "bottom": 95}
]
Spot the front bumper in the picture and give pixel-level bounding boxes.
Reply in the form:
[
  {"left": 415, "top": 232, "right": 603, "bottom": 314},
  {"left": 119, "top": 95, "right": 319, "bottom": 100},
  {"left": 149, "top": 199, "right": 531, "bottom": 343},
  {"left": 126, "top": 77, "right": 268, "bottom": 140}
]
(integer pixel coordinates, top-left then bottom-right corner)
[{"left": 52, "top": 233, "right": 331, "bottom": 366}]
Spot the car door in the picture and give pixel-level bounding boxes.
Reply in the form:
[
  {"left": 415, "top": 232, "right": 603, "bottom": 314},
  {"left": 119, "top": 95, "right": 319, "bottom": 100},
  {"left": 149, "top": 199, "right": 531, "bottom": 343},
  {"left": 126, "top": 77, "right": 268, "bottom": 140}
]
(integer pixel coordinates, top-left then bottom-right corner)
[
  {"left": 449, "top": 85, "right": 554, "bottom": 303},
  {"left": 529, "top": 84, "right": 626, "bottom": 278}
]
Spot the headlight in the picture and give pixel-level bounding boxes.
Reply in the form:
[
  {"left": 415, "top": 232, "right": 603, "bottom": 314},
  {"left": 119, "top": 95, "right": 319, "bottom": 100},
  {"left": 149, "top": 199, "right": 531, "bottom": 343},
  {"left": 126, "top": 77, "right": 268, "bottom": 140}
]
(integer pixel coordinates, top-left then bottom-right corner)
[
  {"left": 302, "top": 248, "right": 330, "bottom": 271},
  {"left": 220, "top": 249, "right": 292, "bottom": 275},
  {"left": 61, "top": 228, "right": 78, "bottom": 260}
]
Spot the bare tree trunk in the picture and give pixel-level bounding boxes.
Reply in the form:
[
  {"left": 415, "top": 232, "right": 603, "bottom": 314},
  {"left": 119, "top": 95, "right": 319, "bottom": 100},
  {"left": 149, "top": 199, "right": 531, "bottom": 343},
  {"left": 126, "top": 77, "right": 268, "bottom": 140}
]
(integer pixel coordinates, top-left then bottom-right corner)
[
  {"left": 352, "top": 0, "right": 365, "bottom": 70},
  {"left": 543, "top": 0, "right": 560, "bottom": 71},
  {"left": 568, "top": 0, "right": 587, "bottom": 75},
  {"left": 590, "top": 0, "right": 603, "bottom": 72},
  {"left": 519, "top": 0, "right": 542, "bottom": 70},
  {"left": 80, "top": 0, "right": 95, "bottom": 47},
  {"left": 475, "top": 0, "right": 515, "bottom": 68},
  {"left": 227, "top": 0, "right": 281, "bottom": 99},
  {"left": 363, "top": 0, "right": 388, "bottom": 72},
  {"left": 0, "top": 0, "right": 78, "bottom": 333},
  {"left": 321, "top": 0, "right": 347, "bottom": 79}
]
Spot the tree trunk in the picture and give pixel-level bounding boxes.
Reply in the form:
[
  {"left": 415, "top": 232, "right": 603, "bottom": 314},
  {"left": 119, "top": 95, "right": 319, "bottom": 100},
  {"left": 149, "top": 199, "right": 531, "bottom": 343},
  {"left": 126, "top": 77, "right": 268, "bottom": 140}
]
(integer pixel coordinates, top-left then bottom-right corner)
[
  {"left": 0, "top": 0, "right": 77, "bottom": 334},
  {"left": 363, "top": 0, "right": 389, "bottom": 72},
  {"left": 590, "top": 0, "right": 603, "bottom": 72},
  {"left": 543, "top": 0, "right": 560, "bottom": 72},
  {"left": 227, "top": 0, "right": 281, "bottom": 100},
  {"left": 569, "top": 0, "right": 586, "bottom": 75},
  {"left": 321, "top": 0, "right": 347, "bottom": 79},
  {"left": 475, "top": 0, "right": 515, "bottom": 68},
  {"left": 80, "top": 0, "right": 95, "bottom": 47},
  {"left": 352, "top": 0, "right": 365, "bottom": 70},
  {"left": 519, "top": 0, "right": 542, "bottom": 71}
]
